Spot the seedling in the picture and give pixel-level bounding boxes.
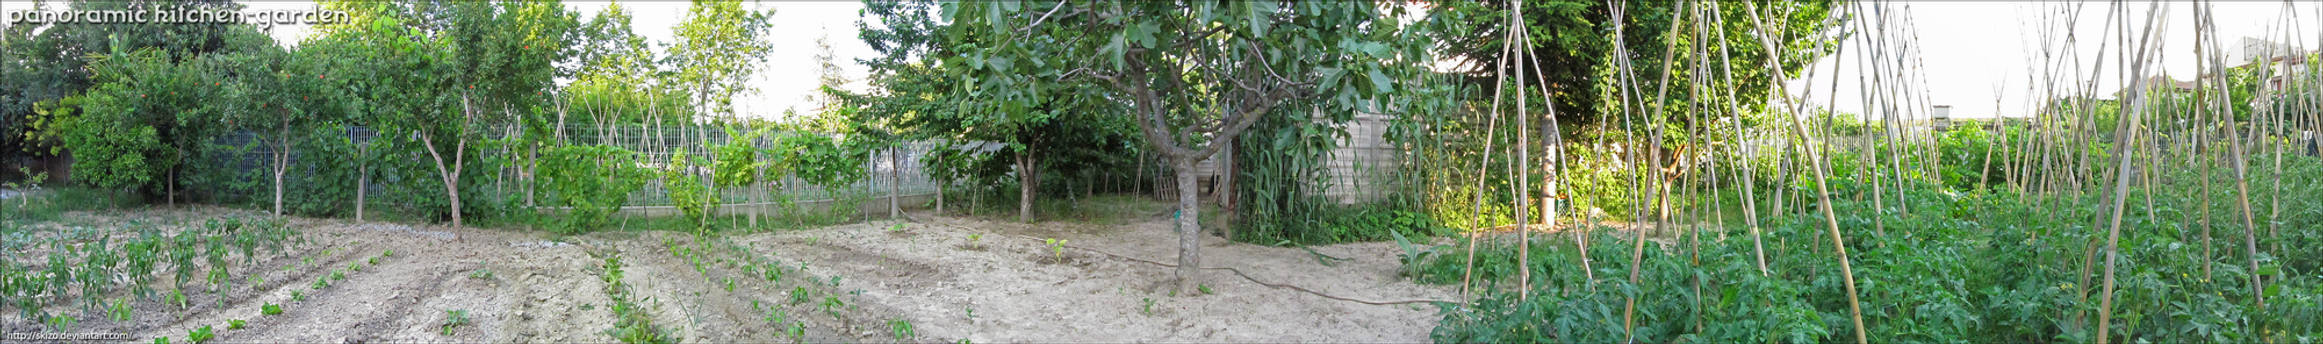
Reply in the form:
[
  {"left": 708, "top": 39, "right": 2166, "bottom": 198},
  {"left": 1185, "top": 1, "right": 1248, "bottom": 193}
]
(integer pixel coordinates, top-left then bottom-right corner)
[
  {"left": 311, "top": 276, "right": 329, "bottom": 290},
  {"left": 1198, "top": 284, "right": 1214, "bottom": 295},
  {"left": 790, "top": 287, "right": 810, "bottom": 304},
  {"left": 110, "top": 297, "right": 133, "bottom": 321},
  {"left": 331, "top": 269, "right": 346, "bottom": 281},
  {"left": 887, "top": 223, "right": 905, "bottom": 232},
  {"left": 227, "top": 319, "right": 246, "bottom": 330},
  {"left": 1142, "top": 298, "right": 1156, "bottom": 316},
  {"left": 350, "top": 262, "right": 365, "bottom": 272},
  {"left": 723, "top": 277, "right": 736, "bottom": 292},
  {"left": 153, "top": 337, "right": 168, "bottom": 344},
  {"left": 1045, "top": 238, "right": 1068, "bottom": 261},
  {"left": 187, "top": 325, "right": 214, "bottom": 343},
  {"left": 261, "top": 302, "right": 283, "bottom": 315},
  {"left": 889, "top": 318, "right": 915, "bottom": 341},
  {"left": 48, "top": 313, "right": 74, "bottom": 330},
  {"left": 470, "top": 268, "right": 495, "bottom": 280},
  {"left": 819, "top": 296, "right": 845, "bottom": 318},
  {"left": 441, "top": 309, "right": 470, "bottom": 335},
  {"left": 382, "top": 249, "right": 393, "bottom": 257},
  {"left": 965, "top": 233, "right": 985, "bottom": 249},
  {"left": 169, "top": 289, "right": 189, "bottom": 309},
  {"left": 290, "top": 291, "right": 305, "bottom": 302},
  {"left": 367, "top": 256, "right": 380, "bottom": 266}
]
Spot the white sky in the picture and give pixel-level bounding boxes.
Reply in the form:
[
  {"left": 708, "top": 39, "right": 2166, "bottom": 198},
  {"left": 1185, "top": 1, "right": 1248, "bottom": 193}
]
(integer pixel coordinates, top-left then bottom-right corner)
[
  {"left": 1788, "top": 1, "right": 2321, "bottom": 119},
  {"left": 7, "top": 1, "right": 2316, "bottom": 121}
]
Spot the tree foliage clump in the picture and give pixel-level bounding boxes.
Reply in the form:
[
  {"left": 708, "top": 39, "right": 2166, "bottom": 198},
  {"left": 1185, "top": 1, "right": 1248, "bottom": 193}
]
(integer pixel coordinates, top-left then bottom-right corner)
[
  {"left": 935, "top": 0, "right": 1437, "bottom": 291},
  {"left": 538, "top": 144, "right": 650, "bottom": 234}
]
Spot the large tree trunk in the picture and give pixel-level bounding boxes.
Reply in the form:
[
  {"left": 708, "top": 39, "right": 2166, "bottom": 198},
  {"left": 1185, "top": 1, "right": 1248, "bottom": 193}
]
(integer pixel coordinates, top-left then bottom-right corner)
[
  {"left": 1017, "top": 150, "right": 1037, "bottom": 223},
  {"left": 419, "top": 130, "right": 466, "bottom": 228},
  {"left": 449, "top": 149, "right": 465, "bottom": 228},
  {"left": 1173, "top": 157, "right": 1202, "bottom": 292}
]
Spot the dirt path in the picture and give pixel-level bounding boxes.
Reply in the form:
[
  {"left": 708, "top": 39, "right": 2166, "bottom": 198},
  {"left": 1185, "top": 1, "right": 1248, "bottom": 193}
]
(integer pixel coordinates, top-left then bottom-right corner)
[
  {"left": 733, "top": 213, "right": 1457, "bottom": 342},
  {"left": 8, "top": 208, "right": 1453, "bottom": 343}
]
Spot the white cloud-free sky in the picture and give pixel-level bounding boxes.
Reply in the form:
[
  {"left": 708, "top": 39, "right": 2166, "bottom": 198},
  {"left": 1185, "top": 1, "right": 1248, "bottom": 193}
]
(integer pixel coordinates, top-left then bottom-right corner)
[
  {"left": 1789, "top": 1, "right": 2320, "bottom": 119},
  {"left": 7, "top": 1, "right": 2315, "bottom": 121}
]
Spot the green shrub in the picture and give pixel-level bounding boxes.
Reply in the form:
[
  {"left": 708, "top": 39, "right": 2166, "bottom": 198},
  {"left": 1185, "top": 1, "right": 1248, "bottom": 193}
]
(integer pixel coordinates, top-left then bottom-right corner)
[
  {"left": 538, "top": 144, "right": 650, "bottom": 234},
  {"left": 1235, "top": 203, "right": 1450, "bottom": 245},
  {"left": 660, "top": 151, "right": 715, "bottom": 233}
]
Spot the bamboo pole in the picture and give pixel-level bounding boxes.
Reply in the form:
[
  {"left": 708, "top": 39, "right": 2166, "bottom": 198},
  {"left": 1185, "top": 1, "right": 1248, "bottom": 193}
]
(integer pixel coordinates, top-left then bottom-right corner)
[
  {"left": 1612, "top": 0, "right": 1691, "bottom": 339},
  {"left": 2096, "top": 4, "right": 2167, "bottom": 343},
  {"left": 1707, "top": 1, "right": 1769, "bottom": 274},
  {"left": 1513, "top": 0, "right": 1534, "bottom": 300},
  {"left": 1744, "top": 3, "right": 1868, "bottom": 342},
  {"left": 2194, "top": 0, "right": 2269, "bottom": 312},
  {"left": 1457, "top": 1, "right": 1520, "bottom": 300}
]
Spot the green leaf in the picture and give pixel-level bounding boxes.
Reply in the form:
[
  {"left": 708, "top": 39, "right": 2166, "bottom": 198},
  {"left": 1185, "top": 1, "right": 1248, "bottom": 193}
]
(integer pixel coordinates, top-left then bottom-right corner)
[
  {"left": 1366, "top": 69, "right": 1393, "bottom": 94},
  {"left": 989, "top": 57, "right": 1013, "bottom": 73},
  {"left": 1106, "top": 34, "right": 1127, "bottom": 68},
  {"left": 1361, "top": 42, "right": 1390, "bottom": 59},
  {"left": 1317, "top": 67, "right": 1344, "bottom": 88},
  {"left": 1246, "top": 1, "right": 1274, "bottom": 36},
  {"left": 1130, "top": 22, "right": 1159, "bottom": 48}
]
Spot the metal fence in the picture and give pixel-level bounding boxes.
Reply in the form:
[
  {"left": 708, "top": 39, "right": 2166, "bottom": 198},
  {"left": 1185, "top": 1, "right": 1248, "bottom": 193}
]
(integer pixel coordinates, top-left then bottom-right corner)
[{"left": 204, "top": 124, "right": 947, "bottom": 211}]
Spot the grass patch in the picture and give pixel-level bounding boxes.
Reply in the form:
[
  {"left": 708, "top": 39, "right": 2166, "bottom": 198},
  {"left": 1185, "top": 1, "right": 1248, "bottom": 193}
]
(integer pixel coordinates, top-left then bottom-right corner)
[{"left": 0, "top": 186, "right": 141, "bottom": 227}]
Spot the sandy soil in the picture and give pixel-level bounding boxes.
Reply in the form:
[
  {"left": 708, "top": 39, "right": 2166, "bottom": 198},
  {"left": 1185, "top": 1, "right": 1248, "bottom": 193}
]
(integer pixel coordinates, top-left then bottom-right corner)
[
  {"left": 3, "top": 207, "right": 1455, "bottom": 343},
  {"left": 731, "top": 214, "right": 1458, "bottom": 342}
]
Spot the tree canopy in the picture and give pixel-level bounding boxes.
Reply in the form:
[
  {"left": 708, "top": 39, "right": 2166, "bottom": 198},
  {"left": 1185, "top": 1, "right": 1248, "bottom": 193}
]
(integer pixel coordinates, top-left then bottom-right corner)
[
  {"left": 928, "top": 0, "right": 1438, "bottom": 290},
  {"left": 1426, "top": 0, "right": 1837, "bottom": 129}
]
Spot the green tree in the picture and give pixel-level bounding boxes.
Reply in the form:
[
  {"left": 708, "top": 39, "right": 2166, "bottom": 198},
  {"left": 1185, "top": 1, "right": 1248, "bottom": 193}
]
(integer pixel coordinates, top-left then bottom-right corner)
[
  {"left": 1426, "top": 0, "right": 1834, "bottom": 128},
  {"left": 670, "top": 0, "right": 776, "bottom": 121},
  {"left": 316, "top": 0, "right": 577, "bottom": 227},
  {"left": 3, "top": 0, "right": 250, "bottom": 160},
  {"left": 858, "top": 1, "right": 1134, "bottom": 223},
  {"left": 204, "top": 31, "right": 350, "bottom": 216},
  {"left": 568, "top": 3, "right": 689, "bottom": 127},
  {"left": 313, "top": 2, "right": 466, "bottom": 224},
  {"left": 941, "top": 1, "right": 1433, "bottom": 290},
  {"left": 47, "top": 25, "right": 266, "bottom": 201}
]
